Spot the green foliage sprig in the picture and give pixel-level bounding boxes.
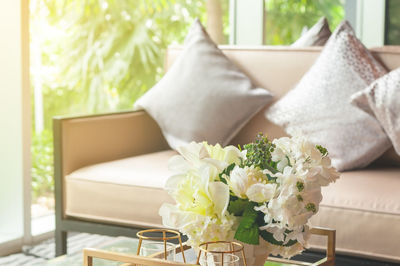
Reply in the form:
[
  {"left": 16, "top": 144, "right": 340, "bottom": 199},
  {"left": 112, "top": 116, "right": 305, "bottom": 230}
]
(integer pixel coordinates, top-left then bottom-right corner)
[
  {"left": 316, "top": 144, "right": 328, "bottom": 156},
  {"left": 243, "top": 133, "right": 277, "bottom": 174}
]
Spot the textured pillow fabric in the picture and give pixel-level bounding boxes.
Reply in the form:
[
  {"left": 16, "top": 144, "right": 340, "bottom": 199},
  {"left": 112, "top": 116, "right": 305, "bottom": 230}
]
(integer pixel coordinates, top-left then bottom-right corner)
[
  {"left": 266, "top": 21, "right": 390, "bottom": 171},
  {"left": 291, "top": 17, "right": 331, "bottom": 47},
  {"left": 351, "top": 68, "right": 400, "bottom": 155},
  {"left": 134, "top": 20, "right": 273, "bottom": 150}
]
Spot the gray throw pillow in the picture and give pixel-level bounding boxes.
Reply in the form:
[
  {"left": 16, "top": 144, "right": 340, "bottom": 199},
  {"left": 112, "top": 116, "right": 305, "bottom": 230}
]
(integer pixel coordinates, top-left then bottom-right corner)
[
  {"left": 291, "top": 17, "right": 331, "bottom": 47},
  {"left": 266, "top": 21, "right": 390, "bottom": 171},
  {"left": 134, "top": 19, "right": 273, "bottom": 149},
  {"left": 351, "top": 68, "right": 400, "bottom": 155}
]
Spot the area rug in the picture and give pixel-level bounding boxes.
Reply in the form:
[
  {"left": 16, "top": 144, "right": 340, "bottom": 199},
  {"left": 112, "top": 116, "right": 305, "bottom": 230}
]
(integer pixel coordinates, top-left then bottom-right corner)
[{"left": 0, "top": 233, "right": 113, "bottom": 266}]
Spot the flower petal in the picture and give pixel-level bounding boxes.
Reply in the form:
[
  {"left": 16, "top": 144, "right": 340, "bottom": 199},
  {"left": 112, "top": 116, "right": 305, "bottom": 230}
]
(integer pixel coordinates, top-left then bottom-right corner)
[
  {"left": 159, "top": 203, "right": 203, "bottom": 230},
  {"left": 246, "top": 183, "right": 276, "bottom": 203},
  {"left": 168, "top": 155, "right": 190, "bottom": 173},
  {"left": 208, "top": 181, "right": 230, "bottom": 218}
]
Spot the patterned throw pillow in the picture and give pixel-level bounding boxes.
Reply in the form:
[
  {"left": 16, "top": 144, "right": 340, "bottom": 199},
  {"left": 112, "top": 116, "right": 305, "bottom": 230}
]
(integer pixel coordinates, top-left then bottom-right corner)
[
  {"left": 352, "top": 68, "right": 400, "bottom": 155},
  {"left": 134, "top": 19, "right": 273, "bottom": 149},
  {"left": 291, "top": 17, "right": 331, "bottom": 47},
  {"left": 266, "top": 21, "right": 390, "bottom": 171}
]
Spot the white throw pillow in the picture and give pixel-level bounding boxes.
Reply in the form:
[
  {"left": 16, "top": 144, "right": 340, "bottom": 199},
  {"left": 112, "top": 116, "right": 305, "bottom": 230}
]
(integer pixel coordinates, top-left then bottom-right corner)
[
  {"left": 351, "top": 67, "right": 400, "bottom": 155},
  {"left": 134, "top": 19, "right": 273, "bottom": 149},
  {"left": 266, "top": 21, "right": 390, "bottom": 171},
  {"left": 291, "top": 17, "right": 331, "bottom": 47}
]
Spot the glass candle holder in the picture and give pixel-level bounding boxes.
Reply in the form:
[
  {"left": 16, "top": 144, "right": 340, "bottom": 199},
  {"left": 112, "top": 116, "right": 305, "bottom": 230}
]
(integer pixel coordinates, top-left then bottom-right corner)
[
  {"left": 199, "top": 253, "right": 240, "bottom": 266},
  {"left": 139, "top": 241, "right": 176, "bottom": 261},
  {"left": 196, "top": 241, "right": 247, "bottom": 266},
  {"left": 136, "top": 228, "right": 186, "bottom": 263}
]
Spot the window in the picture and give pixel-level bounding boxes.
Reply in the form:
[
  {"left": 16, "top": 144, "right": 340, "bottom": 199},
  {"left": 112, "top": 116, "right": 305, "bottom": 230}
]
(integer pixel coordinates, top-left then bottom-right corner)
[
  {"left": 385, "top": 0, "right": 400, "bottom": 45},
  {"left": 0, "top": 1, "right": 27, "bottom": 252},
  {"left": 264, "top": 0, "right": 345, "bottom": 45},
  {"left": 30, "top": 0, "right": 229, "bottom": 229}
]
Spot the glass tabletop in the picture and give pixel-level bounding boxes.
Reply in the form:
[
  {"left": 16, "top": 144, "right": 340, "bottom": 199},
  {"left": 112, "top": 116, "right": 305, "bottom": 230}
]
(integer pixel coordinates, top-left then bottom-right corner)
[{"left": 48, "top": 236, "right": 197, "bottom": 266}]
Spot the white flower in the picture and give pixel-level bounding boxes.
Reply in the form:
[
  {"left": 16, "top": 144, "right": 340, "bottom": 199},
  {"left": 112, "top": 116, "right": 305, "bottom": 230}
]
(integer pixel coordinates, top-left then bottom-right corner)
[
  {"left": 302, "top": 182, "right": 323, "bottom": 206},
  {"left": 160, "top": 173, "right": 238, "bottom": 247},
  {"left": 262, "top": 224, "right": 286, "bottom": 242},
  {"left": 204, "top": 143, "right": 243, "bottom": 168},
  {"left": 159, "top": 204, "right": 238, "bottom": 247},
  {"left": 161, "top": 142, "right": 242, "bottom": 247},
  {"left": 271, "top": 135, "right": 339, "bottom": 187},
  {"left": 227, "top": 166, "right": 267, "bottom": 199},
  {"left": 285, "top": 225, "right": 310, "bottom": 246},
  {"left": 161, "top": 136, "right": 340, "bottom": 257},
  {"left": 227, "top": 166, "right": 250, "bottom": 198},
  {"left": 175, "top": 141, "right": 209, "bottom": 168},
  {"left": 267, "top": 241, "right": 305, "bottom": 259},
  {"left": 246, "top": 183, "right": 276, "bottom": 203},
  {"left": 170, "top": 141, "right": 244, "bottom": 175}
]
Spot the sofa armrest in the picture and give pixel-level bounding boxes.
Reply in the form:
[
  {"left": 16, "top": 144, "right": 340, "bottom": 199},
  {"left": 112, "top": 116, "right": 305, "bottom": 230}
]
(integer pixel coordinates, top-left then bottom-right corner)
[
  {"left": 53, "top": 110, "right": 169, "bottom": 177},
  {"left": 53, "top": 110, "right": 169, "bottom": 220}
]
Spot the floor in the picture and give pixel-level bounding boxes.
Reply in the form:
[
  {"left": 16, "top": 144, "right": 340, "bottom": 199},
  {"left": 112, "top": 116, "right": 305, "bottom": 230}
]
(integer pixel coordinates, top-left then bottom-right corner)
[
  {"left": 0, "top": 233, "right": 398, "bottom": 266},
  {"left": 292, "top": 251, "right": 399, "bottom": 266},
  {"left": 0, "top": 233, "right": 113, "bottom": 265}
]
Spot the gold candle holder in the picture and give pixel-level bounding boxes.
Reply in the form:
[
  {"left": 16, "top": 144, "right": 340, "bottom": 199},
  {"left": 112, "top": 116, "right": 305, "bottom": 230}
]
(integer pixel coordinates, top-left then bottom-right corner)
[
  {"left": 136, "top": 228, "right": 186, "bottom": 263},
  {"left": 196, "top": 241, "right": 247, "bottom": 266}
]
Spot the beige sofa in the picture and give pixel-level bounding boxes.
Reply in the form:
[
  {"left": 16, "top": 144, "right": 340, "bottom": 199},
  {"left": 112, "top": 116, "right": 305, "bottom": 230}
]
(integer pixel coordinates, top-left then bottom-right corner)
[{"left": 54, "top": 46, "right": 400, "bottom": 262}]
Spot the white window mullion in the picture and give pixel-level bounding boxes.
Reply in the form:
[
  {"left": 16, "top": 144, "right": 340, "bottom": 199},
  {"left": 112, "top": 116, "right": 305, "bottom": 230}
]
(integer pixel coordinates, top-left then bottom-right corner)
[
  {"left": 346, "top": 0, "right": 386, "bottom": 47},
  {"left": 22, "top": 0, "right": 33, "bottom": 247},
  {"left": 229, "top": 0, "right": 265, "bottom": 45}
]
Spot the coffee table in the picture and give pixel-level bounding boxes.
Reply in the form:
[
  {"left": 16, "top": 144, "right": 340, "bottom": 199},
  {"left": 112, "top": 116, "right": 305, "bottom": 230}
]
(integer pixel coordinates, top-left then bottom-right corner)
[
  {"left": 48, "top": 236, "right": 197, "bottom": 266},
  {"left": 81, "top": 227, "right": 335, "bottom": 266}
]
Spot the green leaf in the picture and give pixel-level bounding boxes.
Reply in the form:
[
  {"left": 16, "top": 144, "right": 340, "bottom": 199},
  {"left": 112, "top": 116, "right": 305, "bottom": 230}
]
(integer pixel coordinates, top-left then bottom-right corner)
[
  {"left": 235, "top": 221, "right": 259, "bottom": 245},
  {"left": 227, "top": 198, "right": 249, "bottom": 216},
  {"left": 256, "top": 212, "right": 298, "bottom": 247},
  {"left": 219, "top": 163, "right": 236, "bottom": 184},
  {"left": 234, "top": 203, "right": 259, "bottom": 245},
  {"left": 259, "top": 229, "right": 298, "bottom": 247},
  {"left": 243, "top": 203, "right": 258, "bottom": 220}
]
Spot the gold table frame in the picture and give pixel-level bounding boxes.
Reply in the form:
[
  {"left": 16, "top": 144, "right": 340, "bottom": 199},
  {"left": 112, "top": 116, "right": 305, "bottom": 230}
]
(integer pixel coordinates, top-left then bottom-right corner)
[
  {"left": 83, "top": 227, "right": 335, "bottom": 266},
  {"left": 266, "top": 227, "right": 336, "bottom": 266}
]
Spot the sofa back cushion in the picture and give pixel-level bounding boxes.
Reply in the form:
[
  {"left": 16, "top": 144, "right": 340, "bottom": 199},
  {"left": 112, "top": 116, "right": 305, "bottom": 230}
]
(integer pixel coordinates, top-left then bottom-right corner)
[
  {"left": 165, "top": 46, "right": 400, "bottom": 162},
  {"left": 136, "top": 20, "right": 273, "bottom": 150},
  {"left": 166, "top": 46, "right": 321, "bottom": 142}
]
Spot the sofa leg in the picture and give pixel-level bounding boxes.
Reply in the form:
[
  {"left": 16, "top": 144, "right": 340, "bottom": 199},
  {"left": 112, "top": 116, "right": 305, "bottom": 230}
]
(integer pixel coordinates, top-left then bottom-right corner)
[{"left": 55, "top": 230, "right": 67, "bottom": 256}]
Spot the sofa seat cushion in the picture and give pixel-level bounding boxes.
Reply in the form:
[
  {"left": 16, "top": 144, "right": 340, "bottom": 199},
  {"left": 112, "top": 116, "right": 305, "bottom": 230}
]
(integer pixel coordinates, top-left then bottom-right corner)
[
  {"left": 309, "top": 168, "right": 400, "bottom": 262},
  {"left": 66, "top": 150, "right": 400, "bottom": 261},
  {"left": 65, "top": 150, "right": 176, "bottom": 228}
]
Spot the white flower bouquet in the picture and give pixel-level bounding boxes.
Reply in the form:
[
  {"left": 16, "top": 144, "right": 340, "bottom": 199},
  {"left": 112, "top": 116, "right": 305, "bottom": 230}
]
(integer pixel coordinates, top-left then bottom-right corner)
[{"left": 159, "top": 134, "right": 339, "bottom": 258}]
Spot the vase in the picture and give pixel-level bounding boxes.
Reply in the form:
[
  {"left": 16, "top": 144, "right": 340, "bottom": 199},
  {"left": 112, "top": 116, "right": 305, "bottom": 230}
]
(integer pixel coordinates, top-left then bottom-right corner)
[{"left": 242, "top": 239, "right": 271, "bottom": 266}]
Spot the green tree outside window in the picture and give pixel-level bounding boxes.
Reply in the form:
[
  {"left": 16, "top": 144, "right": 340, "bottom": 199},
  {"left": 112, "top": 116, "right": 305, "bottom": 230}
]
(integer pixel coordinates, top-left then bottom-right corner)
[
  {"left": 265, "top": 0, "right": 344, "bottom": 45},
  {"left": 30, "top": 0, "right": 344, "bottom": 217}
]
